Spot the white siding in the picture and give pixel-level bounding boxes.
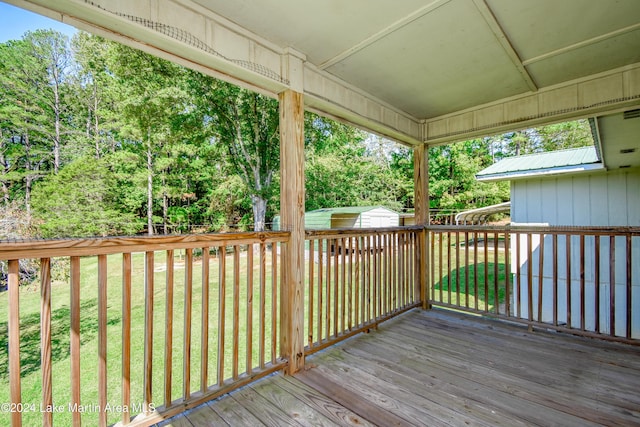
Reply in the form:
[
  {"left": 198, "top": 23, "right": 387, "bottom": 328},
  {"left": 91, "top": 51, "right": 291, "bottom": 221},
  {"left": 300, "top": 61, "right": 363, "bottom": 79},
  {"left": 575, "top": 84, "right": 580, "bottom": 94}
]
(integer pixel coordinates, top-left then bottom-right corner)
[
  {"left": 511, "top": 169, "right": 640, "bottom": 338},
  {"left": 511, "top": 169, "right": 640, "bottom": 225},
  {"left": 361, "top": 208, "right": 400, "bottom": 228}
]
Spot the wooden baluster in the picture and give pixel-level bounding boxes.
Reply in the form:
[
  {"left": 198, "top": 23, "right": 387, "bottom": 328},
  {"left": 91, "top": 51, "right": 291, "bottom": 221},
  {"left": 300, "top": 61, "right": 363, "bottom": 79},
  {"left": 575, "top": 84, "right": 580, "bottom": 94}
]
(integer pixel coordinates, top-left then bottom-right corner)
[
  {"left": 594, "top": 236, "right": 600, "bottom": 333},
  {"left": 340, "top": 237, "right": 346, "bottom": 334},
  {"left": 537, "top": 234, "right": 544, "bottom": 322},
  {"left": 431, "top": 231, "right": 436, "bottom": 303},
  {"left": 473, "top": 232, "right": 478, "bottom": 311},
  {"left": 491, "top": 232, "right": 498, "bottom": 314},
  {"left": 455, "top": 231, "right": 460, "bottom": 307},
  {"left": 201, "top": 247, "right": 210, "bottom": 391},
  {"left": 464, "top": 231, "right": 469, "bottom": 309},
  {"left": 183, "top": 249, "right": 193, "bottom": 398},
  {"left": 233, "top": 246, "right": 240, "bottom": 380},
  {"left": 347, "top": 236, "right": 353, "bottom": 330},
  {"left": 317, "top": 239, "right": 323, "bottom": 345},
  {"left": 579, "top": 235, "right": 585, "bottom": 331},
  {"left": 438, "top": 232, "right": 443, "bottom": 303},
  {"left": 122, "top": 254, "right": 132, "bottom": 425},
  {"left": 308, "top": 239, "right": 314, "bottom": 347},
  {"left": 483, "top": 232, "right": 489, "bottom": 313},
  {"left": 271, "top": 242, "right": 278, "bottom": 363},
  {"left": 164, "top": 250, "right": 174, "bottom": 408},
  {"left": 144, "top": 252, "right": 154, "bottom": 415},
  {"left": 515, "top": 232, "right": 521, "bottom": 318},
  {"left": 98, "top": 255, "right": 108, "bottom": 426},
  {"left": 447, "top": 232, "right": 452, "bottom": 305},
  {"left": 40, "top": 258, "right": 52, "bottom": 427},
  {"left": 70, "top": 256, "right": 81, "bottom": 426},
  {"left": 609, "top": 235, "right": 616, "bottom": 337},
  {"left": 246, "top": 244, "right": 254, "bottom": 374},
  {"left": 259, "top": 243, "right": 266, "bottom": 368},
  {"left": 333, "top": 238, "right": 339, "bottom": 336},
  {"left": 355, "top": 237, "right": 361, "bottom": 328},
  {"left": 504, "top": 231, "right": 511, "bottom": 317},
  {"left": 566, "top": 235, "right": 572, "bottom": 329},
  {"left": 326, "top": 239, "right": 331, "bottom": 337},
  {"left": 218, "top": 247, "right": 226, "bottom": 384},
  {"left": 8, "top": 259, "right": 21, "bottom": 427},
  {"left": 552, "top": 234, "right": 558, "bottom": 326},
  {"left": 626, "top": 234, "right": 632, "bottom": 339},
  {"left": 527, "top": 234, "right": 533, "bottom": 325}
]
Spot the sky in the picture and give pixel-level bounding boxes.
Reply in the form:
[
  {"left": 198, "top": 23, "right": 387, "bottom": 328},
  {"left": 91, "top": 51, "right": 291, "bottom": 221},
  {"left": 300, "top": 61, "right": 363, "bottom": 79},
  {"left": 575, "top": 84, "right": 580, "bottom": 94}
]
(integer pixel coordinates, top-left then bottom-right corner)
[{"left": 0, "top": 2, "right": 77, "bottom": 43}]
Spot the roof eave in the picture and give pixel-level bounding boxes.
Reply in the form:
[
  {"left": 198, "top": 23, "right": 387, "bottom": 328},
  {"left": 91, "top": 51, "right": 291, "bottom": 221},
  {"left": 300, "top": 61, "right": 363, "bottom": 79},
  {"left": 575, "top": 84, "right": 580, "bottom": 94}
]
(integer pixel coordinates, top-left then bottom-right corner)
[{"left": 476, "top": 162, "right": 606, "bottom": 182}]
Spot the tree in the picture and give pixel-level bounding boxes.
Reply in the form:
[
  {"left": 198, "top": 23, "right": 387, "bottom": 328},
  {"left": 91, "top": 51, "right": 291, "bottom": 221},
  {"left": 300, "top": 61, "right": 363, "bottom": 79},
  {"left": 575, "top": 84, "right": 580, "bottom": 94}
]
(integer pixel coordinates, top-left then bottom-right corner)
[
  {"left": 186, "top": 72, "right": 280, "bottom": 231},
  {"left": 31, "top": 157, "right": 140, "bottom": 237},
  {"left": 108, "top": 42, "right": 187, "bottom": 235},
  {"left": 428, "top": 140, "right": 509, "bottom": 211},
  {"left": 0, "top": 37, "right": 52, "bottom": 217},
  {"left": 305, "top": 117, "right": 406, "bottom": 212},
  {"left": 23, "top": 30, "right": 72, "bottom": 174},
  {"left": 69, "top": 32, "right": 122, "bottom": 159}
]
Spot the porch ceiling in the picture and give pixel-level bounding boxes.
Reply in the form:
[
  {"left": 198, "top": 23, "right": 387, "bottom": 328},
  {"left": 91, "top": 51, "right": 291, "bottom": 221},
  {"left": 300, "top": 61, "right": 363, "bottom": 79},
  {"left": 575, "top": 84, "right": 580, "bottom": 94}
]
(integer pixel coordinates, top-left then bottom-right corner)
[
  {"left": 189, "top": 0, "right": 640, "bottom": 139},
  {"left": 5, "top": 0, "right": 640, "bottom": 146}
]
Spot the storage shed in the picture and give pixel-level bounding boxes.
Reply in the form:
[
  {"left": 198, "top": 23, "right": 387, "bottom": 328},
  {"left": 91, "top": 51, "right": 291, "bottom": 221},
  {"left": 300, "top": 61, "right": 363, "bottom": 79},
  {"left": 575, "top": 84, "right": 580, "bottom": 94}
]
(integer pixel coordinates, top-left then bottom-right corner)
[{"left": 273, "top": 206, "right": 399, "bottom": 230}]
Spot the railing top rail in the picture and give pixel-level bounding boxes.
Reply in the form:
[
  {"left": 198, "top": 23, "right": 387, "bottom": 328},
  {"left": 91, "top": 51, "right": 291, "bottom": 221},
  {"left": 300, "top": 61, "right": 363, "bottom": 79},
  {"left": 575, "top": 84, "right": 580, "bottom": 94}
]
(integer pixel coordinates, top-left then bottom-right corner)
[
  {"left": 0, "top": 230, "right": 290, "bottom": 260},
  {"left": 305, "top": 225, "right": 424, "bottom": 239},
  {"left": 427, "top": 224, "right": 640, "bottom": 235}
]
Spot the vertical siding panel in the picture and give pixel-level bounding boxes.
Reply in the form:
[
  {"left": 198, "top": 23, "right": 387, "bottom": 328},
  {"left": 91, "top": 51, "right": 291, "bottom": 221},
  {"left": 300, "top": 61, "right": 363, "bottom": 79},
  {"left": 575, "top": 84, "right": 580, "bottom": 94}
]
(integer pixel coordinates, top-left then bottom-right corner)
[{"left": 556, "top": 179, "right": 573, "bottom": 225}]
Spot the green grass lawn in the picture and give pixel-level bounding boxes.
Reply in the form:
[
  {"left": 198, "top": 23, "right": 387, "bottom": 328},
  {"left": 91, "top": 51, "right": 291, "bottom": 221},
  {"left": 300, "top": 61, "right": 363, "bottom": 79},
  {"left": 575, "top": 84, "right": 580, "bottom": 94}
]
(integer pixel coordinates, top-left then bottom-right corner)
[{"left": 430, "top": 233, "right": 509, "bottom": 312}]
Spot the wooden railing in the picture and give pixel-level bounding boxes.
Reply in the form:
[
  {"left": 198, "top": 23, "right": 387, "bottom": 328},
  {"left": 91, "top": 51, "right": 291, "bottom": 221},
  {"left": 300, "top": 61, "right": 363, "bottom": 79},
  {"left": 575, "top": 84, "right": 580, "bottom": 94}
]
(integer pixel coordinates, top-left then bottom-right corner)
[
  {"left": 8, "top": 223, "right": 635, "bottom": 426},
  {"left": 428, "top": 225, "right": 640, "bottom": 343},
  {"left": 0, "top": 232, "right": 288, "bottom": 427},
  {"left": 304, "top": 226, "right": 423, "bottom": 354}
]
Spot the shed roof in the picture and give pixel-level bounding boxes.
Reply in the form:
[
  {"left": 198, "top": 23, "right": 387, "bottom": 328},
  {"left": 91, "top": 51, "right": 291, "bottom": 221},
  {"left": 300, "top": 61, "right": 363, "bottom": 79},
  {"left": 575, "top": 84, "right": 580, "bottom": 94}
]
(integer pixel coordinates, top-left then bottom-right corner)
[{"left": 476, "top": 146, "right": 604, "bottom": 182}]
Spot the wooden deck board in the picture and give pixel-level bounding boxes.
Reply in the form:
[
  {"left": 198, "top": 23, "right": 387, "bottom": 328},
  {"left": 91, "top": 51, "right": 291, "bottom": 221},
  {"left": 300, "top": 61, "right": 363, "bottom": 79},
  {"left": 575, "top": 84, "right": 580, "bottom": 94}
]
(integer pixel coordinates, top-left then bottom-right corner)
[{"left": 158, "top": 308, "right": 640, "bottom": 427}]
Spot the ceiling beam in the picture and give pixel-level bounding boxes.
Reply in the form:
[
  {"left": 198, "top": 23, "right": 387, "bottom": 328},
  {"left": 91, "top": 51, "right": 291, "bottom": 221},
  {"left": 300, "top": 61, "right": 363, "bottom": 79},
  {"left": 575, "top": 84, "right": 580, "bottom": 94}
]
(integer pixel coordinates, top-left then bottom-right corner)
[
  {"left": 522, "top": 21, "right": 640, "bottom": 66},
  {"left": 471, "top": 0, "right": 538, "bottom": 92},
  {"left": 318, "top": 0, "right": 452, "bottom": 70}
]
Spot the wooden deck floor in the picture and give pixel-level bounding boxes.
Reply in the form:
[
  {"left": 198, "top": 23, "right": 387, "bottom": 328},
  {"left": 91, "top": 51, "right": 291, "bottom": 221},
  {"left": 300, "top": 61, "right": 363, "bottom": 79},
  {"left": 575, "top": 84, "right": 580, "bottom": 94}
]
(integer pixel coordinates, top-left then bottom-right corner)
[{"left": 159, "top": 309, "right": 640, "bottom": 426}]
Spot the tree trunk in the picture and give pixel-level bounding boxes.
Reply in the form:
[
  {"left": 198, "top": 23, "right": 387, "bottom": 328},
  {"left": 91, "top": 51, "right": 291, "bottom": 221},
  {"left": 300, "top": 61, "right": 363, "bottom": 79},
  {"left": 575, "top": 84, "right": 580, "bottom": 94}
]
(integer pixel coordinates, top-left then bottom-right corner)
[
  {"left": 147, "top": 142, "right": 153, "bottom": 236},
  {"left": 93, "top": 83, "right": 100, "bottom": 159},
  {"left": 53, "top": 70, "right": 61, "bottom": 174},
  {"left": 251, "top": 195, "right": 267, "bottom": 232},
  {"left": 162, "top": 175, "right": 168, "bottom": 235},
  {"left": 0, "top": 130, "right": 8, "bottom": 204}
]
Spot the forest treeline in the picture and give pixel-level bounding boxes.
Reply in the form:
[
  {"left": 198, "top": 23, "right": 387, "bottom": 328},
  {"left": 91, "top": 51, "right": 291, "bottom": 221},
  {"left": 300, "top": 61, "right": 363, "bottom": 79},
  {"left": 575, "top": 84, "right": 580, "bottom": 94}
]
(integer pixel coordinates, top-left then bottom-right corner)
[{"left": 0, "top": 30, "right": 593, "bottom": 238}]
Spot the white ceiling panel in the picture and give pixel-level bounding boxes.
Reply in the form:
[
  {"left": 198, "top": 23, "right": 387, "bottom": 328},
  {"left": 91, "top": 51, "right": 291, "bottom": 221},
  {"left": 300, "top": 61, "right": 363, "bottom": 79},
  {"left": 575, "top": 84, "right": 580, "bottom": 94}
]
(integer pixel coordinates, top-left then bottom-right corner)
[{"left": 325, "top": 0, "right": 530, "bottom": 117}]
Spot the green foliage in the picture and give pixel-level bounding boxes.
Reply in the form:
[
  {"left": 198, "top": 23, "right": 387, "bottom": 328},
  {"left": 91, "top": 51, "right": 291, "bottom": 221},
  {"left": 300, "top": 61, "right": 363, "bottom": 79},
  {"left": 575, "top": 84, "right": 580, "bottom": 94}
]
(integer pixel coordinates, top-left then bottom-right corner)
[
  {"left": 428, "top": 140, "right": 510, "bottom": 211},
  {"left": 0, "top": 29, "right": 596, "bottom": 238},
  {"left": 31, "top": 157, "right": 142, "bottom": 237}
]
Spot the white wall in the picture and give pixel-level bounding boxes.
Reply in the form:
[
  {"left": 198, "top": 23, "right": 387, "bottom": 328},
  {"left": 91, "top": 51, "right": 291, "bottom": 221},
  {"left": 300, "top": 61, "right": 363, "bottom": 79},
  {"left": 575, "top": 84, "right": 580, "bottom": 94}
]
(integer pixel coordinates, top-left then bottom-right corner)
[
  {"left": 510, "top": 169, "right": 640, "bottom": 338},
  {"left": 360, "top": 208, "right": 400, "bottom": 228},
  {"left": 511, "top": 169, "right": 640, "bottom": 225}
]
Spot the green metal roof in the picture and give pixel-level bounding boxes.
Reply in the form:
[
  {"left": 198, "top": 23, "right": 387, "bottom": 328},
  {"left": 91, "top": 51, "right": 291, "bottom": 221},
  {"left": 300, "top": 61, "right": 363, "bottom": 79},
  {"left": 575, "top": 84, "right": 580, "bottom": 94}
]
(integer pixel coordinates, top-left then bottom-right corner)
[{"left": 476, "top": 146, "right": 604, "bottom": 182}]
